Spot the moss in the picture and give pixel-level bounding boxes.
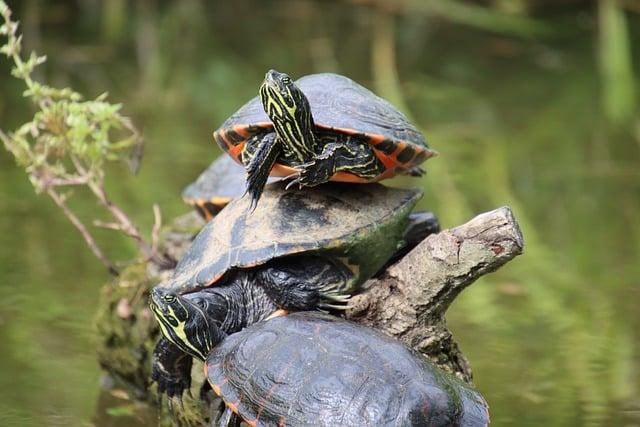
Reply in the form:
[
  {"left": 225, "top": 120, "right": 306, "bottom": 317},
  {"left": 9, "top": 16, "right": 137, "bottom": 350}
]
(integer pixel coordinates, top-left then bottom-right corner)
[
  {"left": 94, "top": 213, "right": 212, "bottom": 425},
  {"left": 95, "top": 263, "right": 157, "bottom": 398}
]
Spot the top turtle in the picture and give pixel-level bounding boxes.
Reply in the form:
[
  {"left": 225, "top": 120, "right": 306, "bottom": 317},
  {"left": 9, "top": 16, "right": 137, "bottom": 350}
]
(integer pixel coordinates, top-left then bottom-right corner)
[{"left": 215, "top": 70, "right": 436, "bottom": 207}]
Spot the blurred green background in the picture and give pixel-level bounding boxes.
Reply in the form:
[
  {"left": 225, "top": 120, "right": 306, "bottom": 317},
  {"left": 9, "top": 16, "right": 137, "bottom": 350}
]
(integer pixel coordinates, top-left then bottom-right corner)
[{"left": 0, "top": 0, "right": 639, "bottom": 426}]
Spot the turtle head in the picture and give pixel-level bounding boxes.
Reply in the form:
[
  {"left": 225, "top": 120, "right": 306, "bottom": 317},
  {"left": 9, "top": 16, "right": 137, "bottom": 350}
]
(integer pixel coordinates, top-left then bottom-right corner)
[
  {"left": 260, "top": 69, "right": 316, "bottom": 159},
  {"left": 149, "top": 287, "right": 218, "bottom": 361}
]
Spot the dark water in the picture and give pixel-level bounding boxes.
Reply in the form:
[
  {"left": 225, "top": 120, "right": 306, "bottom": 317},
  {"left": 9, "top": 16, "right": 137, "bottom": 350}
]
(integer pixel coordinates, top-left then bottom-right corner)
[{"left": 0, "top": 1, "right": 639, "bottom": 426}]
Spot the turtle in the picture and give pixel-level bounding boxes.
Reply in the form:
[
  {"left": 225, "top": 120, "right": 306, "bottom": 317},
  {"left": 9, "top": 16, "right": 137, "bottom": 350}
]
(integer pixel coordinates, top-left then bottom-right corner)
[
  {"left": 214, "top": 69, "right": 437, "bottom": 207},
  {"left": 149, "top": 182, "right": 440, "bottom": 400},
  {"left": 207, "top": 312, "right": 490, "bottom": 427},
  {"left": 182, "top": 156, "right": 280, "bottom": 221},
  {"left": 182, "top": 156, "right": 248, "bottom": 221},
  {"left": 148, "top": 302, "right": 490, "bottom": 427}
]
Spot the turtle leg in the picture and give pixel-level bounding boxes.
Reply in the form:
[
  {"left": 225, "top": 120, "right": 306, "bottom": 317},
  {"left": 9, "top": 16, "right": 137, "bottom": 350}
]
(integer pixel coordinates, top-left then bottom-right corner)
[
  {"left": 151, "top": 337, "right": 193, "bottom": 400},
  {"left": 257, "top": 255, "right": 353, "bottom": 311},
  {"left": 195, "top": 276, "right": 278, "bottom": 331},
  {"left": 287, "top": 138, "right": 383, "bottom": 188},
  {"left": 243, "top": 132, "right": 282, "bottom": 209},
  {"left": 402, "top": 211, "right": 441, "bottom": 250},
  {"left": 375, "top": 211, "right": 441, "bottom": 276}
]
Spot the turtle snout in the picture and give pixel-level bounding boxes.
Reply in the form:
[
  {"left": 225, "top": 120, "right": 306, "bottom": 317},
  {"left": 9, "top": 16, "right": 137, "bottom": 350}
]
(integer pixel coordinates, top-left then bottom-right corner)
[
  {"left": 149, "top": 287, "right": 175, "bottom": 313},
  {"left": 265, "top": 69, "right": 279, "bottom": 81},
  {"left": 265, "top": 69, "right": 291, "bottom": 87}
]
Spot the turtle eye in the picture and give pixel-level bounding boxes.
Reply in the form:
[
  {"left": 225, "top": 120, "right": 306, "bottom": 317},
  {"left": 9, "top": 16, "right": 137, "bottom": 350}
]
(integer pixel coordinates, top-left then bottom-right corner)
[
  {"left": 281, "top": 76, "right": 291, "bottom": 85},
  {"left": 164, "top": 294, "right": 176, "bottom": 303}
]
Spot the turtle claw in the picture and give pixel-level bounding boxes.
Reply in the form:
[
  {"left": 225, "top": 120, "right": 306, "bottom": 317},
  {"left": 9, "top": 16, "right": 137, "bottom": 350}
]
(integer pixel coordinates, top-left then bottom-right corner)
[
  {"left": 165, "top": 395, "right": 186, "bottom": 413},
  {"left": 281, "top": 171, "right": 301, "bottom": 191},
  {"left": 151, "top": 364, "right": 191, "bottom": 405},
  {"left": 285, "top": 177, "right": 302, "bottom": 191},
  {"left": 243, "top": 180, "right": 263, "bottom": 213},
  {"left": 323, "top": 293, "right": 351, "bottom": 302},
  {"left": 247, "top": 192, "right": 260, "bottom": 213},
  {"left": 283, "top": 162, "right": 332, "bottom": 189},
  {"left": 319, "top": 302, "right": 349, "bottom": 311}
]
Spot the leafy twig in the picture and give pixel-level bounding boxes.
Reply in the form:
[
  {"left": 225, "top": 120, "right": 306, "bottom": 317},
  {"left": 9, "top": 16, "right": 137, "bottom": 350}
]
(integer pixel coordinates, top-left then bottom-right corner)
[{"left": 0, "top": 1, "right": 175, "bottom": 274}]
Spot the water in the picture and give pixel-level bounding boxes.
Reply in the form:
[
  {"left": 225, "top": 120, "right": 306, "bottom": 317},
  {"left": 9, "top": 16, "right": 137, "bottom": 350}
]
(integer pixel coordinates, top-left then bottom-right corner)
[{"left": 0, "top": 1, "right": 638, "bottom": 426}]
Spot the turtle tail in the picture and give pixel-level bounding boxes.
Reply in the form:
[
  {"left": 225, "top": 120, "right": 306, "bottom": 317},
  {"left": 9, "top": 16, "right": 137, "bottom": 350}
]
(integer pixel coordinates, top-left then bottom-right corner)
[{"left": 245, "top": 134, "right": 282, "bottom": 211}]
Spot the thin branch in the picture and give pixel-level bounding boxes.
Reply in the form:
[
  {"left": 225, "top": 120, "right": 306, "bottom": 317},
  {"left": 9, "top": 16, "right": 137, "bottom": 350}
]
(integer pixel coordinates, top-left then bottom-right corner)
[
  {"left": 93, "top": 220, "right": 128, "bottom": 233},
  {"left": 32, "top": 169, "right": 89, "bottom": 188},
  {"left": 46, "top": 188, "right": 119, "bottom": 276},
  {"left": 87, "top": 178, "right": 175, "bottom": 269},
  {"left": 1, "top": 3, "right": 175, "bottom": 274},
  {"left": 150, "top": 204, "right": 162, "bottom": 258}
]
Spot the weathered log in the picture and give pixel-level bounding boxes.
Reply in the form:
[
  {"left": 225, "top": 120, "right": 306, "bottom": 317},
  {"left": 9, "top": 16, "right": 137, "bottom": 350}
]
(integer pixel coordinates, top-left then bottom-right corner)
[
  {"left": 95, "top": 207, "right": 523, "bottom": 424},
  {"left": 346, "top": 206, "right": 524, "bottom": 382}
]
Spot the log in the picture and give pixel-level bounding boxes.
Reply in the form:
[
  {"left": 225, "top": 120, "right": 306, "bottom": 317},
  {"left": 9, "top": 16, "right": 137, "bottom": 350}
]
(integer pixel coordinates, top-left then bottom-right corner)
[{"left": 346, "top": 206, "right": 524, "bottom": 382}]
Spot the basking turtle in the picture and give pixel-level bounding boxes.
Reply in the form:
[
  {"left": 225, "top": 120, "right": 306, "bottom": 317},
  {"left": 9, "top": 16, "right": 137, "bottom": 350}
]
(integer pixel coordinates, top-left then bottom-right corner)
[
  {"left": 149, "top": 302, "right": 490, "bottom": 426},
  {"left": 182, "top": 156, "right": 279, "bottom": 221},
  {"left": 215, "top": 70, "right": 437, "bottom": 207},
  {"left": 149, "top": 182, "right": 440, "bottom": 399},
  {"left": 208, "top": 313, "right": 490, "bottom": 427}
]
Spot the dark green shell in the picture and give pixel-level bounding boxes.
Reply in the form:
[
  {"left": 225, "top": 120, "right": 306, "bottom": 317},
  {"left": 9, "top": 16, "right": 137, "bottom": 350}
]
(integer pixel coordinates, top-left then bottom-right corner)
[
  {"left": 169, "top": 182, "right": 422, "bottom": 293},
  {"left": 206, "top": 312, "right": 490, "bottom": 427}
]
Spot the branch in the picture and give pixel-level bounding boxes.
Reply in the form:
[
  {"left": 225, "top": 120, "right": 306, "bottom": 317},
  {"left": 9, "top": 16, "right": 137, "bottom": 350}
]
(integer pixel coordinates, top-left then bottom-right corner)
[
  {"left": 46, "top": 188, "right": 119, "bottom": 276},
  {"left": 346, "top": 206, "right": 524, "bottom": 382},
  {"left": 86, "top": 179, "right": 175, "bottom": 269},
  {"left": 1, "top": 2, "right": 174, "bottom": 275},
  {"left": 150, "top": 204, "right": 162, "bottom": 258}
]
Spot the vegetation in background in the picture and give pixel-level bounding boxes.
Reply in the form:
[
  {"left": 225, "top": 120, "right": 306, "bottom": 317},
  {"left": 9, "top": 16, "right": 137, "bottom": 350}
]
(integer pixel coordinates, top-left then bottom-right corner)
[
  {"left": 598, "top": 0, "right": 636, "bottom": 125},
  {"left": 0, "top": 1, "right": 173, "bottom": 275}
]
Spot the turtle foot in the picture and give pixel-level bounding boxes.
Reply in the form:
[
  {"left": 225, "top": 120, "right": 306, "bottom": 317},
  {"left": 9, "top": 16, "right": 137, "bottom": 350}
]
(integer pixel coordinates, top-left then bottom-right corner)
[
  {"left": 151, "top": 360, "right": 192, "bottom": 401},
  {"left": 284, "top": 160, "right": 333, "bottom": 189}
]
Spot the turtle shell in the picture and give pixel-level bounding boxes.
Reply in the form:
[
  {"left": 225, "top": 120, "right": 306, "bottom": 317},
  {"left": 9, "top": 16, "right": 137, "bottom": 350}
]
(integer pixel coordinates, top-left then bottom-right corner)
[
  {"left": 182, "top": 156, "right": 247, "bottom": 221},
  {"left": 182, "top": 156, "right": 279, "bottom": 221},
  {"left": 214, "top": 73, "right": 436, "bottom": 182},
  {"left": 206, "top": 312, "right": 490, "bottom": 427},
  {"left": 169, "top": 182, "right": 422, "bottom": 294}
]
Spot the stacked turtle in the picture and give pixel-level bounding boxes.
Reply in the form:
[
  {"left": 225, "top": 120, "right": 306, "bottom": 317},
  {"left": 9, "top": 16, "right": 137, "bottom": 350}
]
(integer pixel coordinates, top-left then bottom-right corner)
[{"left": 150, "top": 70, "right": 490, "bottom": 426}]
